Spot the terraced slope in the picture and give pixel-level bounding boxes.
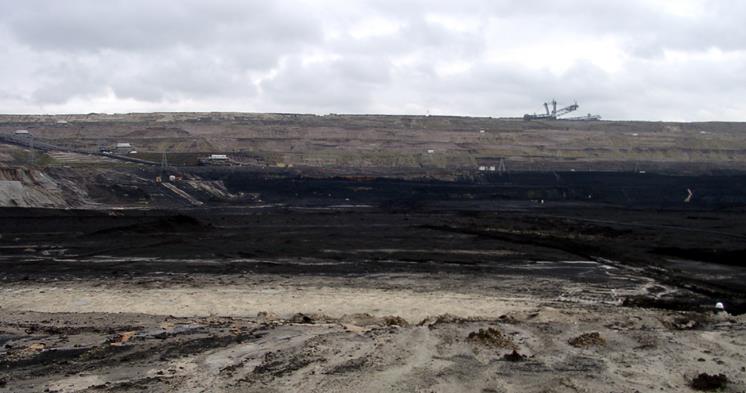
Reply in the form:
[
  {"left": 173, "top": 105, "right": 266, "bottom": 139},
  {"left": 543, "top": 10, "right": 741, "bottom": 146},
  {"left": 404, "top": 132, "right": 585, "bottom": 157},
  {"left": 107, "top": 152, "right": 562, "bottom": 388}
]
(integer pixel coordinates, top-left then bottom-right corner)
[{"left": 1, "top": 113, "right": 745, "bottom": 176}]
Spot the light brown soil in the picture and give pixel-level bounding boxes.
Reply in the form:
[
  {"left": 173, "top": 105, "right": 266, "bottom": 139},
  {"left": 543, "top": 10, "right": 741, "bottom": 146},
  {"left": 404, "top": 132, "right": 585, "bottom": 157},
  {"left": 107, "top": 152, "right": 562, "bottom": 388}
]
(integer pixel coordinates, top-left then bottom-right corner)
[{"left": 1, "top": 271, "right": 744, "bottom": 393}]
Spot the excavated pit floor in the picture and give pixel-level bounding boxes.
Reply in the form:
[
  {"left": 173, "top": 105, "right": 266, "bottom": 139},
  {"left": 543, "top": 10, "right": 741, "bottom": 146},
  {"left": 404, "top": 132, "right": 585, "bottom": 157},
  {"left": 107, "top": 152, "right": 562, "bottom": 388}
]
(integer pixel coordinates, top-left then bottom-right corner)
[{"left": 2, "top": 185, "right": 746, "bottom": 392}]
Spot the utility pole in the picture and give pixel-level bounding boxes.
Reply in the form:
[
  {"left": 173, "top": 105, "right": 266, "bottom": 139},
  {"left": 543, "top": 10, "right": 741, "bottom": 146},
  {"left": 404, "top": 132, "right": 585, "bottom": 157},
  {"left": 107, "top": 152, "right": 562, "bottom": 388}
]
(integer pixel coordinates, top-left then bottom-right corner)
[
  {"left": 497, "top": 157, "right": 507, "bottom": 175},
  {"left": 161, "top": 151, "right": 168, "bottom": 176}
]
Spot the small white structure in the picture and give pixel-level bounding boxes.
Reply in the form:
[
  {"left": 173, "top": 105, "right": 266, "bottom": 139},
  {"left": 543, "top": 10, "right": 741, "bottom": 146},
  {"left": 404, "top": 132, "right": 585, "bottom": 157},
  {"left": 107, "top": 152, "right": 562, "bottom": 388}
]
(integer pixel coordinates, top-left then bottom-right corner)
[
  {"left": 56, "top": 120, "right": 68, "bottom": 124},
  {"left": 208, "top": 154, "right": 229, "bottom": 160},
  {"left": 478, "top": 166, "right": 487, "bottom": 171},
  {"left": 116, "top": 142, "right": 132, "bottom": 149},
  {"left": 129, "top": 150, "right": 138, "bottom": 154},
  {"left": 479, "top": 129, "right": 485, "bottom": 134},
  {"left": 489, "top": 166, "right": 496, "bottom": 172},
  {"left": 168, "top": 175, "right": 177, "bottom": 182},
  {"left": 427, "top": 149, "right": 435, "bottom": 154},
  {"left": 14, "top": 129, "right": 30, "bottom": 135}
]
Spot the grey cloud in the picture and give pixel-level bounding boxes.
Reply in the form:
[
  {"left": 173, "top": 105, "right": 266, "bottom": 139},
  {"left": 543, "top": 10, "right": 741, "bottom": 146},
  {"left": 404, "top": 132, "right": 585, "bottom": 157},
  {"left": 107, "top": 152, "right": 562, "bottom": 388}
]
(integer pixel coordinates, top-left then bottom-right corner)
[
  {"left": 109, "top": 50, "right": 258, "bottom": 102},
  {"left": 261, "top": 56, "right": 392, "bottom": 112},
  {"left": 358, "top": 0, "right": 746, "bottom": 55},
  {"left": 0, "top": 0, "right": 321, "bottom": 53},
  {"left": 29, "top": 58, "right": 109, "bottom": 104},
  {"left": 328, "top": 20, "right": 484, "bottom": 59},
  {"left": 1, "top": 0, "right": 745, "bottom": 120}
]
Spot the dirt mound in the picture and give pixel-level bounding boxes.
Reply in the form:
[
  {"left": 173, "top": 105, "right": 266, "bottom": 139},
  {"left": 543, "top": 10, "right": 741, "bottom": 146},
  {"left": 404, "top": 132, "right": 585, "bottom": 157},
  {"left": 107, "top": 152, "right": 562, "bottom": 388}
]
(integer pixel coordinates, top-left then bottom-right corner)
[
  {"left": 90, "top": 214, "right": 210, "bottom": 235},
  {"left": 568, "top": 332, "right": 606, "bottom": 348},
  {"left": 467, "top": 327, "right": 516, "bottom": 349}
]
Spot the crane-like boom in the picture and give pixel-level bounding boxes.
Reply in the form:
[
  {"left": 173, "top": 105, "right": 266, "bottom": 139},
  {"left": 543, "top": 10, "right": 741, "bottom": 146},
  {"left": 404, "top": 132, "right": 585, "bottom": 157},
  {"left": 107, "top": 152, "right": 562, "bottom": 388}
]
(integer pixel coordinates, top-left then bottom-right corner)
[
  {"left": 554, "top": 102, "right": 579, "bottom": 117},
  {"left": 523, "top": 99, "right": 597, "bottom": 121}
]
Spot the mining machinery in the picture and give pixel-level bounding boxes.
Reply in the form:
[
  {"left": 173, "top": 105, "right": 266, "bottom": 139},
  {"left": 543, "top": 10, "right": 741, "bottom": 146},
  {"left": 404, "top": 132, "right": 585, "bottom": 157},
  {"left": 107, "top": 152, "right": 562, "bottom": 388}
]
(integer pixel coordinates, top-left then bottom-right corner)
[{"left": 523, "top": 100, "right": 600, "bottom": 121}]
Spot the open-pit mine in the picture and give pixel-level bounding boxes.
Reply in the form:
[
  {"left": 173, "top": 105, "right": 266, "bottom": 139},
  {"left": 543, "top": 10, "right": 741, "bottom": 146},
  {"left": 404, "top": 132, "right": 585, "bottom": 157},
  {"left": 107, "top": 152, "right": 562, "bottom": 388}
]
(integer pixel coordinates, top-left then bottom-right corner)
[{"left": 1, "top": 113, "right": 745, "bottom": 392}]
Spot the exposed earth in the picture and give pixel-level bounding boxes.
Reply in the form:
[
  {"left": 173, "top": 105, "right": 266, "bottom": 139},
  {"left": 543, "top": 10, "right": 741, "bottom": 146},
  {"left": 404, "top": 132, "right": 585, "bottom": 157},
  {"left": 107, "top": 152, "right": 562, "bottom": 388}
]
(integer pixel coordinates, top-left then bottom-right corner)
[{"left": 1, "top": 113, "right": 745, "bottom": 392}]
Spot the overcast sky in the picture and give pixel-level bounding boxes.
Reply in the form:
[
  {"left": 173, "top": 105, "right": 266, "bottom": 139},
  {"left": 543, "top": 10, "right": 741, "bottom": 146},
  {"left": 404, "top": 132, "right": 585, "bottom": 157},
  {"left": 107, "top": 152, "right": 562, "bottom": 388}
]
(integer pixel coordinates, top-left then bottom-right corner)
[{"left": 1, "top": 0, "right": 745, "bottom": 120}]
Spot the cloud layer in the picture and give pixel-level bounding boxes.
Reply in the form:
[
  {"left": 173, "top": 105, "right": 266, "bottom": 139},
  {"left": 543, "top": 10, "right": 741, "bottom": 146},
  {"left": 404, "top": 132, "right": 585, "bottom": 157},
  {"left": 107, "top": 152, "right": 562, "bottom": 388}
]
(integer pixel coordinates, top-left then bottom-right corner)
[{"left": 1, "top": 0, "right": 745, "bottom": 120}]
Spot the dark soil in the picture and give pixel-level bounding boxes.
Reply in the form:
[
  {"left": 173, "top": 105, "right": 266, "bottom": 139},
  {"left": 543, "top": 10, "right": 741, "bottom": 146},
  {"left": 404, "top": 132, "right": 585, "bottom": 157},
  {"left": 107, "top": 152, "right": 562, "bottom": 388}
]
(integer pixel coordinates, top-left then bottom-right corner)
[
  {"left": 502, "top": 350, "right": 527, "bottom": 362},
  {"left": 690, "top": 373, "right": 728, "bottom": 391},
  {"left": 1, "top": 174, "right": 746, "bottom": 314},
  {"left": 90, "top": 214, "right": 210, "bottom": 235}
]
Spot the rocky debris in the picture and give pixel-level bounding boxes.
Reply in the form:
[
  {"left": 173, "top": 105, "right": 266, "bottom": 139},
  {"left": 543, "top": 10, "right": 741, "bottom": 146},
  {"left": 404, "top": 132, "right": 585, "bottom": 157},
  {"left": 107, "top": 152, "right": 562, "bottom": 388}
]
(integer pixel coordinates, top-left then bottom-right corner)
[
  {"left": 0, "top": 166, "right": 88, "bottom": 208},
  {"left": 568, "top": 332, "right": 606, "bottom": 348},
  {"left": 467, "top": 327, "right": 517, "bottom": 350},
  {"left": 690, "top": 373, "right": 728, "bottom": 391}
]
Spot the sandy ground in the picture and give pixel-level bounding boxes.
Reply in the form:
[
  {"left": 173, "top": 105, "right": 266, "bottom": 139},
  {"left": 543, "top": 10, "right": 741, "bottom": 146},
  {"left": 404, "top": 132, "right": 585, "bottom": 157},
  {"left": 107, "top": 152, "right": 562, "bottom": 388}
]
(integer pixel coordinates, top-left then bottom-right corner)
[
  {"left": 1, "top": 265, "right": 745, "bottom": 393},
  {"left": 0, "top": 260, "right": 650, "bottom": 320}
]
